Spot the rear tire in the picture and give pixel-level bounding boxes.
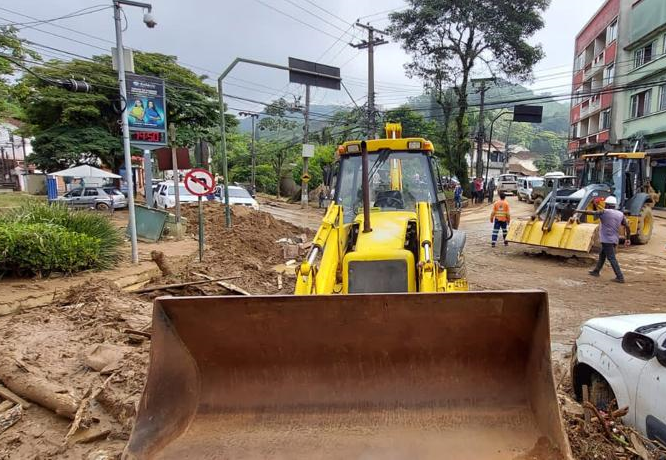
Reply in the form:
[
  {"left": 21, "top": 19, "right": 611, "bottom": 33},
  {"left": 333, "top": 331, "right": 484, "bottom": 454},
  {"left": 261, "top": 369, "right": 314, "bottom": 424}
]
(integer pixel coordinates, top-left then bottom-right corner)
[
  {"left": 631, "top": 206, "right": 653, "bottom": 245},
  {"left": 447, "top": 253, "right": 467, "bottom": 280},
  {"left": 96, "top": 202, "right": 110, "bottom": 211},
  {"left": 590, "top": 373, "right": 614, "bottom": 411}
]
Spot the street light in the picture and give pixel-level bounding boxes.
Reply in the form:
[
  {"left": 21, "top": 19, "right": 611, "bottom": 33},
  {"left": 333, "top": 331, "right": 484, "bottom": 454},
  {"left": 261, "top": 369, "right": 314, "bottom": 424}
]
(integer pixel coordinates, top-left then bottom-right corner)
[
  {"left": 239, "top": 111, "right": 259, "bottom": 197},
  {"left": 485, "top": 111, "right": 512, "bottom": 189},
  {"left": 113, "top": 0, "right": 155, "bottom": 264}
]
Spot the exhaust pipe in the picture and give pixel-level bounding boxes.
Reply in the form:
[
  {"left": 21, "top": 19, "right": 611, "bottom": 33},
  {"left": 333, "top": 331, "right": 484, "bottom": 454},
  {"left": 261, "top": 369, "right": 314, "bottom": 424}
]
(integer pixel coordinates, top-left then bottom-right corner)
[{"left": 361, "top": 140, "right": 372, "bottom": 233}]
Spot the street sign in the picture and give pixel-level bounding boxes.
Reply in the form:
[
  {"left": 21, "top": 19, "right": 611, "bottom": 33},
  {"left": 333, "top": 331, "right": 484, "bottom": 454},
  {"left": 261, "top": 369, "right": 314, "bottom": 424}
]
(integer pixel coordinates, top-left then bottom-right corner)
[
  {"left": 301, "top": 173, "right": 311, "bottom": 183},
  {"left": 155, "top": 147, "right": 191, "bottom": 171},
  {"left": 184, "top": 169, "right": 215, "bottom": 196},
  {"left": 288, "top": 57, "right": 341, "bottom": 90},
  {"left": 513, "top": 105, "right": 543, "bottom": 124},
  {"left": 302, "top": 143, "right": 315, "bottom": 158},
  {"left": 126, "top": 73, "right": 167, "bottom": 149}
]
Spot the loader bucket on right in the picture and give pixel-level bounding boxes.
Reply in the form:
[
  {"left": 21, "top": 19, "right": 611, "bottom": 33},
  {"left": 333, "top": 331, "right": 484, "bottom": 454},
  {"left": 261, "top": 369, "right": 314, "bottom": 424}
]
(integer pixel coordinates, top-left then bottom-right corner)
[
  {"left": 126, "top": 292, "right": 571, "bottom": 460},
  {"left": 508, "top": 217, "right": 598, "bottom": 253}
]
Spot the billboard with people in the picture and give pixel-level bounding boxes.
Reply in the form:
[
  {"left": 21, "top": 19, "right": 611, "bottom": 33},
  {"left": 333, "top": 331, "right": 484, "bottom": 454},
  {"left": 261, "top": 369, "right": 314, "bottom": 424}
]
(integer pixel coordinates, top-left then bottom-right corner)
[{"left": 126, "top": 74, "right": 167, "bottom": 148}]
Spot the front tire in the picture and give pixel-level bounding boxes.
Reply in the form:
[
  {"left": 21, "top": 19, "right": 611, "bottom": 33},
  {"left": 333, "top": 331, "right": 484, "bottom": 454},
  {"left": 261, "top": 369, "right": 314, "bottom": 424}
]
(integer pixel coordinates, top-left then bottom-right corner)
[
  {"left": 631, "top": 206, "right": 653, "bottom": 245},
  {"left": 533, "top": 197, "right": 543, "bottom": 211}
]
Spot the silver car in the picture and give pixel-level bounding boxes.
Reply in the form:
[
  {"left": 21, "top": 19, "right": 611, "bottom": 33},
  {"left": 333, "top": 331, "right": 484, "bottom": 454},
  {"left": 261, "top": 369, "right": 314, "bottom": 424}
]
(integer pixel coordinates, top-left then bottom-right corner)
[{"left": 57, "top": 187, "right": 128, "bottom": 210}]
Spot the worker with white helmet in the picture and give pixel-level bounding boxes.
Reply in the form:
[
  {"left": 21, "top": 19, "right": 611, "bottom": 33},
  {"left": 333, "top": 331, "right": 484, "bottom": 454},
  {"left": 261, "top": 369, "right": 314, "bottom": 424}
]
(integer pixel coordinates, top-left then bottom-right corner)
[{"left": 579, "top": 195, "right": 631, "bottom": 283}]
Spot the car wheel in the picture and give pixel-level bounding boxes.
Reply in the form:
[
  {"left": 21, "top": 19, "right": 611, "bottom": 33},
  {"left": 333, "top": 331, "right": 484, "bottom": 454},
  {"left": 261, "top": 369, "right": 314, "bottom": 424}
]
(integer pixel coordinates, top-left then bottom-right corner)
[
  {"left": 96, "top": 202, "right": 110, "bottom": 211},
  {"left": 533, "top": 198, "right": 543, "bottom": 211},
  {"left": 590, "top": 373, "right": 615, "bottom": 411},
  {"left": 631, "top": 205, "right": 653, "bottom": 245}
]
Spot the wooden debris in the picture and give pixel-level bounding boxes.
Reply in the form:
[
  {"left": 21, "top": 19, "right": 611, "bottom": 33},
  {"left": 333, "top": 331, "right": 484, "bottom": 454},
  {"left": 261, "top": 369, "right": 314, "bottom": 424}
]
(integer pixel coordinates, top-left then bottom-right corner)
[
  {"left": 65, "top": 375, "right": 113, "bottom": 442},
  {"left": 192, "top": 272, "right": 250, "bottom": 295},
  {"left": 582, "top": 385, "right": 591, "bottom": 429},
  {"left": 277, "top": 273, "right": 283, "bottom": 290},
  {"left": 0, "top": 384, "right": 32, "bottom": 409},
  {"left": 0, "top": 357, "right": 78, "bottom": 419},
  {"left": 150, "top": 250, "right": 173, "bottom": 276},
  {"left": 0, "top": 400, "right": 14, "bottom": 412},
  {"left": 74, "top": 429, "right": 111, "bottom": 444},
  {"left": 129, "top": 276, "right": 241, "bottom": 294},
  {"left": 630, "top": 432, "right": 650, "bottom": 460},
  {"left": 123, "top": 329, "right": 151, "bottom": 339},
  {"left": 0, "top": 404, "right": 21, "bottom": 434}
]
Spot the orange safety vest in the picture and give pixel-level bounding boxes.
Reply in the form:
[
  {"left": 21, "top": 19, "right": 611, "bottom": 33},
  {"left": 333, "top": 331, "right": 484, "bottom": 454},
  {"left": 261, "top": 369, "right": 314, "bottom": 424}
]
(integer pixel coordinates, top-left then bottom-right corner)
[{"left": 492, "top": 200, "right": 510, "bottom": 222}]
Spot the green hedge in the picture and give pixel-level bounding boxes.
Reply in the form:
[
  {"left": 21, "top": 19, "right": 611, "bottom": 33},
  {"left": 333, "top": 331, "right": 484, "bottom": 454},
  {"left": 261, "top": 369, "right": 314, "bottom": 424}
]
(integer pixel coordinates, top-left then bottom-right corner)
[
  {"left": 0, "top": 222, "right": 102, "bottom": 276},
  {"left": 0, "top": 202, "right": 122, "bottom": 270}
]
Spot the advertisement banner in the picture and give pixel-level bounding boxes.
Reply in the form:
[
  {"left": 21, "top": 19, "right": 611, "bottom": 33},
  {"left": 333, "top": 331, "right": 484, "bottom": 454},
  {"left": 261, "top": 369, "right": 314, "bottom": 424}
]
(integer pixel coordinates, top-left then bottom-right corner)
[{"left": 126, "top": 73, "right": 167, "bottom": 148}]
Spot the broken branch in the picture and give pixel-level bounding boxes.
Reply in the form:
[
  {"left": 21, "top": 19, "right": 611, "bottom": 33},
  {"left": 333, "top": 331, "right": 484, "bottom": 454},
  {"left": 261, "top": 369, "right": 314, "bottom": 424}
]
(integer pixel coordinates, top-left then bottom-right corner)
[
  {"left": 129, "top": 276, "right": 241, "bottom": 294},
  {"left": 0, "top": 404, "right": 22, "bottom": 434}
]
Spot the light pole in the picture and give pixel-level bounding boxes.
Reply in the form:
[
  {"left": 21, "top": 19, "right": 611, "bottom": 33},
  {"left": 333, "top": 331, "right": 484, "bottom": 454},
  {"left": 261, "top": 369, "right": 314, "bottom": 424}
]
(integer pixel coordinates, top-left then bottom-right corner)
[
  {"left": 485, "top": 111, "right": 512, "bottom": 188},
  {"left": 239, "top": 111, "right": 259, "bottom": 197},
  {"left": 112, "top": 0, "right": 156, "bottom": 264}
]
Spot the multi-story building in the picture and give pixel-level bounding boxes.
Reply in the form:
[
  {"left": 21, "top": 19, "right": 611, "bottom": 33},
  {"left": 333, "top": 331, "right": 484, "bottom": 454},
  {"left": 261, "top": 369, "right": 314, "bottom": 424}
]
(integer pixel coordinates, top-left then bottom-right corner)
[
  {"left": 568, "top": 0, "right": 620, "bottom": 156},
  {"left": 569, "top": 0, "right": 666, "bottom": 206}
]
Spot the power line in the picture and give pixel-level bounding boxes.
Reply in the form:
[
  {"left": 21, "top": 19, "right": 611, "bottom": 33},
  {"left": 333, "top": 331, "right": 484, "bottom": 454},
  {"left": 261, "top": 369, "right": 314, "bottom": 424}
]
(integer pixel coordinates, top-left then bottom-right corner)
[
  {"left": 280, "top": 0, "right": 356, "bottom": 40},
  {"left": 250, "top": 0, "right": 341, "bottom": 40},
  {"left": 1, "top": 5, "right": 110, "bottom": 29}
]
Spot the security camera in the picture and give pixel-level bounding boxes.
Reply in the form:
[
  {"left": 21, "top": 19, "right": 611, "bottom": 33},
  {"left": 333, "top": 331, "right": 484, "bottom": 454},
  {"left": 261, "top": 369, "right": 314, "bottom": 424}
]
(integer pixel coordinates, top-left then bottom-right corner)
[{"left": 143, "top": 12, "right": 157, "bottom": 28}]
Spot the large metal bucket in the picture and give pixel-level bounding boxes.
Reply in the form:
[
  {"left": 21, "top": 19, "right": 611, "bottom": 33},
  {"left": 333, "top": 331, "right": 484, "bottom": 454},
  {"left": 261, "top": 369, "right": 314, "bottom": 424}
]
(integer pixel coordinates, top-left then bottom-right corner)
[
  {"left": 126, "top": 292, "right": 570, "bottom": 459},
  {"left": 508, "top": 218, "right": 598, "bottom": 253}
]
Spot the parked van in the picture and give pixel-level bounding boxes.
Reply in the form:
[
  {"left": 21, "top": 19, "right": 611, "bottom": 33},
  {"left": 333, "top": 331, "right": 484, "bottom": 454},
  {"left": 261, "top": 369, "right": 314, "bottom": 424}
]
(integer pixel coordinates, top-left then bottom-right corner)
[{"left": 517, "top": 176, "right": 544, "bottom": 203}]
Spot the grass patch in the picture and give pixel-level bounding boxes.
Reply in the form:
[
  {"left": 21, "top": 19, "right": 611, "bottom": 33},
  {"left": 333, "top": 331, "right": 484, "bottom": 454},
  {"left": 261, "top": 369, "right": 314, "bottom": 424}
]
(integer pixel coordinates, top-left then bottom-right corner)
[{"left": 0, "top": 193, "right": 44, "bottom": 211}]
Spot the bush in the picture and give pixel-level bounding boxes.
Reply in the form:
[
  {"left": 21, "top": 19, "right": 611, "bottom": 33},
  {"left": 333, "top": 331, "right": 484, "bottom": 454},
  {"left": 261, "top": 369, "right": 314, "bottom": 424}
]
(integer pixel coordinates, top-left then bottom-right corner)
[
  {"left": 0, "top": 222, "right": 102, "bottom": 276},
  {"left": 0, "top": 202, "right": 123, "bottom": 272}
]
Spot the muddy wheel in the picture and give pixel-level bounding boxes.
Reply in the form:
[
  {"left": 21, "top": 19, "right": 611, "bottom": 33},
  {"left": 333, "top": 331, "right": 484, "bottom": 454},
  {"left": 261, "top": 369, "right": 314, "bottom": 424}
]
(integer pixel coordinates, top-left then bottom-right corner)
[
  {"left": 96, "top": 202, "right": 110, "bottom": 211},
  {"left": 517, "top": 194, "right": 523, "bottom": 201},
  {"left": 631, "top": 206, "right": 653, "bottom": 245},
  {"left": 533, "top": 197, "right": 543, "bottom": 211},
  {"left": 447, "top": 253, "right": 467, "bottom": 280},
  {"left": 590, "top": 373, "right": 615, "bottom": 411}
]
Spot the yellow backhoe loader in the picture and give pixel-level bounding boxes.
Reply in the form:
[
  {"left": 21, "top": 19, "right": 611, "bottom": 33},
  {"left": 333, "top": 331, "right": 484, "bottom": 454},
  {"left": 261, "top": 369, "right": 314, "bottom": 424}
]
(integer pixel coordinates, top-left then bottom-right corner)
[
  {"left": 508, "top": 152, "right": 657, "bottom": 252},
  {"left": 125, "top": 124, "right": 571, "bottom": 459}
]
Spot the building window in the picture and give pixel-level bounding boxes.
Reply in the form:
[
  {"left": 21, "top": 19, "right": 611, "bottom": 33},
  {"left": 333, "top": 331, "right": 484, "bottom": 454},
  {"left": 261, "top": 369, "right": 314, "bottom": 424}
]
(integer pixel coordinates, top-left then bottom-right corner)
[
  {"left": 601, "top": 110, "right": 611, "bottom": 130},
  {"left": 630, "top": 90, "right": 652, "bottom": 118},
  {"left": 660, "top": 84, "right": 666, "bottom": 111},
  {"left": 571, "top": 123, "right": 578, "bottom": 139},
  {"left": 634, "top": 42, "right": 655, "bottom": 68},
  {"left": 604, "top": 63, "right": 615, "bottom": 85},
  {"left": 575, "top": 53, "right": 585, "bottom": 71},
  {"left": 607, "top": 20, "right": 618, "bottom": 45}
]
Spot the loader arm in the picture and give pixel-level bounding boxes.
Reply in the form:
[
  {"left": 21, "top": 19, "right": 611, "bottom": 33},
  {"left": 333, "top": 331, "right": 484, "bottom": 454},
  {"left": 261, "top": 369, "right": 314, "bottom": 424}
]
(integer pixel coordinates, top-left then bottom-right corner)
[
  {"left": 416, "top": 202, "right": 439, "bottom": 292},
  {"left": 295, "top": 203, "right": 347, "bottom": 295}
]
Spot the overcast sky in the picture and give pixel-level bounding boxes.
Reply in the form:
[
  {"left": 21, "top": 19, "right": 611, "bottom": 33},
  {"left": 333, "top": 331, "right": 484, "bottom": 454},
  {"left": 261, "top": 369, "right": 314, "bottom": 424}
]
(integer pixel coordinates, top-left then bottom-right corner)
[{"left": 2, "top": 0, "right": 606, "bottom": 113}]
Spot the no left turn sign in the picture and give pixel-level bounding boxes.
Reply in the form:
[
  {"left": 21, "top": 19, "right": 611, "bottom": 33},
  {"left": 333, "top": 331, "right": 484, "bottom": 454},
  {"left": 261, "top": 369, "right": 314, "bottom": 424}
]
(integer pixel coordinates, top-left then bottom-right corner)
[{"left": 184, "top": 169, "right": 215, "bottom": 196}]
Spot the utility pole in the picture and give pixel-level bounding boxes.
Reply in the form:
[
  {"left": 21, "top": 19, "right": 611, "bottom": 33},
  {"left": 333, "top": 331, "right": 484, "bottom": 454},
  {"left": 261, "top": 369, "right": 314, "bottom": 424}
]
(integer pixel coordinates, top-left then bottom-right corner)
[
  {"left": 168, "top": 122, "right": 181, "bottom": 223},
  {"left": 112, "top": 0, "right": 155, "bottom": 264},
  {"left": 503, "top": 121, "right": 514, "bottom": 174},
  {"left": 239, "top": 111, "right": 259, "bottom": 196},
  {"left": 301, "top": 84, "right": 311, "bottom": 209},
  {"left": 471, "top": 78, "right": 495, "bottom": 179},
  {"left": 351, "top": 23, "right": 388, "bottom": 139}
]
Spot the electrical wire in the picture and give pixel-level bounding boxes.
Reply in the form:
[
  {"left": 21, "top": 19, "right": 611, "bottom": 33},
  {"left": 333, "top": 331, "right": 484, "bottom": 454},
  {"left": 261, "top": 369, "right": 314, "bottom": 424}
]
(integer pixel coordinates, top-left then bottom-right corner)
[
  {"left": 2, "top": 5, "right": 110, "bottom": 28},
  {"left": 250, "top": 0, "right": 341, "bottom": 41}
]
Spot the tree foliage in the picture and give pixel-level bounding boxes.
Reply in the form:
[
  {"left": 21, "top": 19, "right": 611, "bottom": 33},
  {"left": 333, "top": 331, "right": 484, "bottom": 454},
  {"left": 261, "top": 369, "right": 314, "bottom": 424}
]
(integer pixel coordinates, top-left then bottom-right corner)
[
  {"left": 389, "top": 0, "right": 550, "bottom": 189},
  {"left": 0, "top": 25, "right": 39, "bottom": 119}
]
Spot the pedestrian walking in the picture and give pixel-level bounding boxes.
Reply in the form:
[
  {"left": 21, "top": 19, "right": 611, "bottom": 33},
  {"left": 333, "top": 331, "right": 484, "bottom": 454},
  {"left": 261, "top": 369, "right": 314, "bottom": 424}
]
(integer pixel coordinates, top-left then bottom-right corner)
[
  {"left": 487, "top": 178, "right": 496, "bottom": 203},
  {"left": 454, "top": 183, "right": 463, "bottom": 209},
  {"left": 490, "top": 191, "right": 511, "bottom": 247},
  {"left": 580, "top": 196, "right": 631, "bottom": 283},
  {"left": 318, "top": 190, "right": 325, "bottom": 208},
  {"left": 474, "top": 177, "right": 483, "bottom": 204}
]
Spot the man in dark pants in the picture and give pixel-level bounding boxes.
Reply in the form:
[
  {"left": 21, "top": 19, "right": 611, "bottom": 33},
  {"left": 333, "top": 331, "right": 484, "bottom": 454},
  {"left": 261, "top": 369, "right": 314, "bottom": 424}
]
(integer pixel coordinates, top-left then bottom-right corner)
[
  {"left": 580, "top": 195, "right": 631, "bottom": 283},
  {"left": 490, "top": 191, "right": 511, "bottom": 247}
]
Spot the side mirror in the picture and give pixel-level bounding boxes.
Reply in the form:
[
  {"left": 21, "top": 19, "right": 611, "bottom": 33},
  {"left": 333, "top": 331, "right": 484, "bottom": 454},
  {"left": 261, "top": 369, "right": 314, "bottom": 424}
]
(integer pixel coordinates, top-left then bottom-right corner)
[
  {"left": 622, "top": 331, "right": 656, "bottom": 360},
  {"left": 657, "top": 339, "right": 666, "bottom": 367}
]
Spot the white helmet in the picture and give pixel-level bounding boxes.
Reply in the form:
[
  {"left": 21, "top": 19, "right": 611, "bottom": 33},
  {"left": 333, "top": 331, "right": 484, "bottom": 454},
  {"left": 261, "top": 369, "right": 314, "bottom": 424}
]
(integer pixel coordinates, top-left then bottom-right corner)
[{"left": 604, "top": 196, "right": 618, "bottom": 206}]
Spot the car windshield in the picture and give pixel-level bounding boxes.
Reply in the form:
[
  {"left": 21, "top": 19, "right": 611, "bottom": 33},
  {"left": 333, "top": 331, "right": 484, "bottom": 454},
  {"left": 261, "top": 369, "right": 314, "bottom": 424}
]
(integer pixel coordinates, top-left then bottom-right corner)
[
  {"left": 530, "top": 180, "right": 544, "bottom": 187},
  {"left": 335, "top": 149, "right": 444, "bottom": 258},
  {"left": 167, "top": 185, "right": 193, "bottom": 196}
]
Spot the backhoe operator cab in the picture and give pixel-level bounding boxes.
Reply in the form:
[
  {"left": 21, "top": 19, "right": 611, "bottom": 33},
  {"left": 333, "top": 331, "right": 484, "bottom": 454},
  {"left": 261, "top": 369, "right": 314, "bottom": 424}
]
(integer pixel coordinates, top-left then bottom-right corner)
[{"left": 295, "top": 123, "right": 466, "bottom": 295}]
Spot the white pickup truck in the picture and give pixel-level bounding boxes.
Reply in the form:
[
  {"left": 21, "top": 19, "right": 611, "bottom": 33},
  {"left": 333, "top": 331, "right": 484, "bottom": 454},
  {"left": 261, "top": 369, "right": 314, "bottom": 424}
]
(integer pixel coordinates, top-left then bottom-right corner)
[{"left": 572, "top": 314, "right": 666, "bottom": 445}]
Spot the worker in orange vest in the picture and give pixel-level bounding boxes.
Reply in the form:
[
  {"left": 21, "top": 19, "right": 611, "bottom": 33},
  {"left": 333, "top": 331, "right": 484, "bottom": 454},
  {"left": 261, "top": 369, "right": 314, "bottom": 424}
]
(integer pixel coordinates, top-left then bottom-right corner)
[{"left": 490, "top": 191, "right": 511, "bottom": 247}]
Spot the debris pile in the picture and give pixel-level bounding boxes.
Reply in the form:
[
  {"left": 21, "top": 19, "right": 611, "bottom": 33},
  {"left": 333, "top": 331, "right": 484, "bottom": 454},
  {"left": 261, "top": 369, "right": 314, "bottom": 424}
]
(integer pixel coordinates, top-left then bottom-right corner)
[
  {"left": 561, "top": 391, "right": 666, "bottom": 460},
  {"left": 0, "top": 280, "right": 151, "bottom": 459},
  {"left": 176, "top": 203, "right": 314, "bottom": 294}
]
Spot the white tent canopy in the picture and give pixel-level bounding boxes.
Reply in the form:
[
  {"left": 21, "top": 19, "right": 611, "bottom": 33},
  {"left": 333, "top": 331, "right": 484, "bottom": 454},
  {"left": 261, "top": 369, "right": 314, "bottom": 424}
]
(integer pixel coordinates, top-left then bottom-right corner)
[{"left": 50, "top": 165, "right": 121, "bottom": 179}]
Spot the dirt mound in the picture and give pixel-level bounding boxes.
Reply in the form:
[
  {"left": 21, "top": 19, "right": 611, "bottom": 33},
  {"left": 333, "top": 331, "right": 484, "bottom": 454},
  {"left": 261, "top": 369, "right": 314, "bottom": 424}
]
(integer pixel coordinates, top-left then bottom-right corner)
[{"left": 178, "top": 203, "right": 313, "bottom": 294}]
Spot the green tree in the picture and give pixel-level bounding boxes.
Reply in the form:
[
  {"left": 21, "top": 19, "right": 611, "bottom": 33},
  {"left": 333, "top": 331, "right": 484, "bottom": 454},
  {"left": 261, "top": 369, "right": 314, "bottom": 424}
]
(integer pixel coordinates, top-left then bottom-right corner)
[
  {"left": 0, "top": 26, "right": 39, "bottom": 119},
  {"left": 257, "top": 99, "right": 300, "bottom": 197},
  {"left": 389, "top": 0, "right": 550, "bottom": 190},
  {"left": 382, "top": 105, "right": 437, "bottom": 139},
  {"left": 18, "top": 52, "right": 236, "bottom": 172},
  {"left": 535, "top": 152, "right": 561, "bottom": 175}
]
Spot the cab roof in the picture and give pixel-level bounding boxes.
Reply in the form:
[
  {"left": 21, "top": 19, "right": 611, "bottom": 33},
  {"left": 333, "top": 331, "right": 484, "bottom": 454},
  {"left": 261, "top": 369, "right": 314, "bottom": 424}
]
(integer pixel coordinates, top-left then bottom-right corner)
[
  {"left": 582, "top": 152, "right": 646, "bottom": 159},
  {"left": 338, "top": 137, "right": 434, "bottom": 156}
]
